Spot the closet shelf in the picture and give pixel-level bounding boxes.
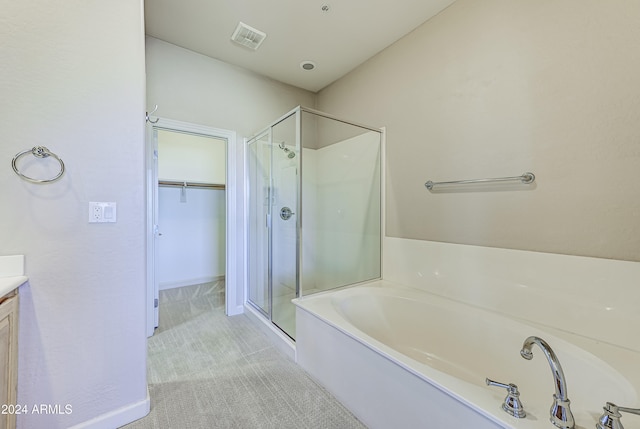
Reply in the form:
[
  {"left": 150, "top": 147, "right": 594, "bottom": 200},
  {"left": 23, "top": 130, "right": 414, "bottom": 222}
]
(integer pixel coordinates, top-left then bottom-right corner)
[{"left": 159, "top": 180, "right": 225, "bottom": 190}]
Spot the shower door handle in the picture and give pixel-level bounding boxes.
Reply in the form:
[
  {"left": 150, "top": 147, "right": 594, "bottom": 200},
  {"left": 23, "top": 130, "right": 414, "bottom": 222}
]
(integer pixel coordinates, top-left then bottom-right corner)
[{"left": 280, "top": 207, "right": 295, "bottom": 221}]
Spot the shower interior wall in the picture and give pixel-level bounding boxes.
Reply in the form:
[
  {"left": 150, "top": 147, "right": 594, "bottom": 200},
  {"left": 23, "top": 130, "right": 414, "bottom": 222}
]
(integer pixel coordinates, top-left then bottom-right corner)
[
  {"left": 267, "top": 109, "right": 382, "bottom": 298},
  {"left": 301, "top": 127, "right": 381, "bottom": 295}
]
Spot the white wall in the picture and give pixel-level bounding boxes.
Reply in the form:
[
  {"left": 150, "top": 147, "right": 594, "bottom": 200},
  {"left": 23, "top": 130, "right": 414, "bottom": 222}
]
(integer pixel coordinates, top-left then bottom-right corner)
[
  {"left": 1, "top": 1, "right": 148, "bottom": 428},
  {"left": 157, "top": 129, "right": 226, "bottom": 290},
  {"left": 158, "top": 130, "right": 226, "bottom": 184},
  {"left": 145, "top": 37, "right": 316, "bottom": 309},
  {"left": 318, "top": 0, "right": 640, "bottom": 262},
  {"left": 158, "top": 187, "right": 225, "bottom": 289}
]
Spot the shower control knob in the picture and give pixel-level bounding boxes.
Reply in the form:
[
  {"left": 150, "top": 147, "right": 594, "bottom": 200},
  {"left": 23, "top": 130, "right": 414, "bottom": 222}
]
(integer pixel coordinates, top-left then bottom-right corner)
[
  {"left": 280, "top": 207, "right": 295, "bottom": 221},
  {"left": 486, "top": 378, "right": 526, "bottom": 418}
]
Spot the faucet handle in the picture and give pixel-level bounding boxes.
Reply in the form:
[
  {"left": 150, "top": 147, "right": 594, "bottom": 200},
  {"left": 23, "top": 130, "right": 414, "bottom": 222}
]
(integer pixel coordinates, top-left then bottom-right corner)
[
  {"left": 596, "top": 402, "right": 640, "bottom": 429},
  {"left": 486, "top": 378, "right": 526, "bottom": 418}
]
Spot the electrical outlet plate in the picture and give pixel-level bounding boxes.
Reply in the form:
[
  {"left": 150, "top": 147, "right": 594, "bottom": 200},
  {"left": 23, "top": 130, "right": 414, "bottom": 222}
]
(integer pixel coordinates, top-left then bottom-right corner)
[{"left": 89, "top": 202, "right": 117, "bottom": 223}]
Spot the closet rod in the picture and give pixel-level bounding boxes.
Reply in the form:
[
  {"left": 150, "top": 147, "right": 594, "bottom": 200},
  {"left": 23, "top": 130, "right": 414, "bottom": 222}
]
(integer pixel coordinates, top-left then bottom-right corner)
[{"left": 159, "top": 180, "right": 225, "bottom": 190}]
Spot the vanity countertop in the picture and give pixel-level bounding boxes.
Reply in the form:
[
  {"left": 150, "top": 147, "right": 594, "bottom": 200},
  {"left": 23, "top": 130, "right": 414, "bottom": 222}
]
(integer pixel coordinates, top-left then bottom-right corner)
[
  {"left": 0, "top": 276, "right": 27, "bottom": 297},
  {"left": 0, "top": 255, "right": 27, "bottom": 297}
]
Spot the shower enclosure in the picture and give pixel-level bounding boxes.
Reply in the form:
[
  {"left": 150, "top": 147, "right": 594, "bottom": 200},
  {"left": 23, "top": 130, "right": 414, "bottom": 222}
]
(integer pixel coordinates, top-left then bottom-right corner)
[{"left": 246, "top": 106, "right": 383, "bottom": 340}]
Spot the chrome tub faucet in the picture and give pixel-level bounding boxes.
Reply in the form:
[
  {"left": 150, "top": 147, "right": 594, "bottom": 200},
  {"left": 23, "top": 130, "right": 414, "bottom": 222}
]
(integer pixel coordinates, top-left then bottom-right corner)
[
  {"left": 520, "top": 336, "right": 575, "bottom": 429},
  {"left": 596, "top": 402, "right": 640, "bottom": 429}
]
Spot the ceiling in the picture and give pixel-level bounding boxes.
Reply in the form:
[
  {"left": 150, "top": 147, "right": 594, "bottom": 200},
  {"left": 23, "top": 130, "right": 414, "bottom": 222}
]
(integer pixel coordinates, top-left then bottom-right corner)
[{"left": 144, "top": 0, "right": 457, "bottom": 93}]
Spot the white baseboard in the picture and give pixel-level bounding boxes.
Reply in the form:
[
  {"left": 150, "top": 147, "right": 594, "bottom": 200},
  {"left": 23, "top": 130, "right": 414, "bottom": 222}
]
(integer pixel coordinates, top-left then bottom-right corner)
[
  {"left": 159, "top": 275, "right": 224, "bottom": 291},
  {"left": 68, "top": 390, "right": 150, "bottom": 429},
  {"left": 226, "top": 304, "right": 244, "bottom": 316}
]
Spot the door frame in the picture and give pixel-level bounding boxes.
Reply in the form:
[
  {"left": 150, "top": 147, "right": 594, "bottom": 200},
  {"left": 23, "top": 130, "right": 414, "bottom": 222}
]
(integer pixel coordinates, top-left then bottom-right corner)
[{"left": 145, "top": 117, "right": 239, "bottom": 337}]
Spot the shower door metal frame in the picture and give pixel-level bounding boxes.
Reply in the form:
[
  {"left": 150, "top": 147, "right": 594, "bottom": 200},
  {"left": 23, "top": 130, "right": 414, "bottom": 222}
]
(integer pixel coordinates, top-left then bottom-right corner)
[
  {"left": 298, "top": 106, "right": 382, "bottom": 133},
  {"left": 246, "top": 108, "right": 301, "bottom": 337},
  {"left": 245, "top": 105, "right": 385, "bottom": 335},
  {"left": 246, "top": 128, "right": 272, "bottom": 320}
]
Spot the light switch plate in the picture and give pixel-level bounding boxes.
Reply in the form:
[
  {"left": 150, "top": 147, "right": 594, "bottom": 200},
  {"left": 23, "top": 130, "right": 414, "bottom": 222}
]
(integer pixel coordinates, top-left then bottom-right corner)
[{"left": 89, "top": 202, "right": 117, "bottom": 223}]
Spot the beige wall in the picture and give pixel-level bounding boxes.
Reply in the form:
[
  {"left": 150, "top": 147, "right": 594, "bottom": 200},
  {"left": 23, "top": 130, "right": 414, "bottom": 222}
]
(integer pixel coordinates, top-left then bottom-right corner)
[
  {"left": 318, "top": 0, "right": 640, "bottom": 261},
  {"left": 146, "top": 37, "right": 316, "bottom": 138}
]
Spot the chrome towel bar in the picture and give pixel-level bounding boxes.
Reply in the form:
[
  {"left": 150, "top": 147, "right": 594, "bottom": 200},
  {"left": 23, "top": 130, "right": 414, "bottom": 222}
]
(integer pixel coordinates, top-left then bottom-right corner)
[{"left": 425, "top": 172, "right": 535, "bottom": 191}]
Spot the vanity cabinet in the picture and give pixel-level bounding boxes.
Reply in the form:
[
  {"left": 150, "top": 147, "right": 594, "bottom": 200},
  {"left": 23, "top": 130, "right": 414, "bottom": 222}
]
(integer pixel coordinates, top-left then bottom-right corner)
[{"left": 0, "top": 292, "right": 18, "bottom": 429}]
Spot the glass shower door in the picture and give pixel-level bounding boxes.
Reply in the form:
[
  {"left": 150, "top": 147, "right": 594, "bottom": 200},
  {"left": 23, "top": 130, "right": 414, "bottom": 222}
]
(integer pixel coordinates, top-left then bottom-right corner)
[
  {"left": 247, "top": 132, "right": 270, "bottom": 316},
  {"left": 247, "top": 106, "right": 382, "bottom": 342},
  {"left": 246, "top": 112, "right": 299, "bottom": 340},
  {"left": 270, "top": 113, "right": 298, "bottom": 338}
]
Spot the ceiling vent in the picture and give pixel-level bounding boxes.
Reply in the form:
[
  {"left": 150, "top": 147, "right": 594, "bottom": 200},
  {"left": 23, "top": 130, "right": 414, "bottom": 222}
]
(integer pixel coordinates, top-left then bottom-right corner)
[{"left": 231, "top": 22, "right": 267, "bottom": 50}]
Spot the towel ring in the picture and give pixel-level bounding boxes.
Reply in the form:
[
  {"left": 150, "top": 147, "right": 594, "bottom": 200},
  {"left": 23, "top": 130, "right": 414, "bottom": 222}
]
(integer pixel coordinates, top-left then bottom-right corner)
[{"left": 12, "top": 146, "right": 65, "bottom": 183}]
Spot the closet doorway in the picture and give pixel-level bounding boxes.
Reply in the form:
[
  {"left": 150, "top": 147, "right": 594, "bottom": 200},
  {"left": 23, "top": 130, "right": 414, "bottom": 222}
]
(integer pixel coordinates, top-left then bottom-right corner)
[{"left": 146, "top": 118, "right": 237, "bottom": 336}]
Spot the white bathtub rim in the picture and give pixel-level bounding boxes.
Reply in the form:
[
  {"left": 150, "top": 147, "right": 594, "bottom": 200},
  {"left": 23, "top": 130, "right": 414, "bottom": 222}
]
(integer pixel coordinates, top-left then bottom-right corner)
[
  {"left": 294, "top": 284, "right": 524, "bottom": 427},
  {"left": 295, "top": 300, "right": 504, "bottom": 423},
  {"left": 293, "top": 280, "right": 640, "bottom": 429},
  {"left": 296, "top": 306, "right": 506, "bottom": 429},
  {"left": 308, "top": 278, "right": 640, "bottom": 356},
  {"left": 294, "top": 296, "right": 537, "bottom": 427}
]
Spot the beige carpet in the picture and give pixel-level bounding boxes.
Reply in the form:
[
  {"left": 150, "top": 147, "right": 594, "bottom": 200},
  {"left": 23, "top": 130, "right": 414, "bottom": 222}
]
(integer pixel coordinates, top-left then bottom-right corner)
[{"left": 122, "top": 281, "right": 365, "bottom": 429}]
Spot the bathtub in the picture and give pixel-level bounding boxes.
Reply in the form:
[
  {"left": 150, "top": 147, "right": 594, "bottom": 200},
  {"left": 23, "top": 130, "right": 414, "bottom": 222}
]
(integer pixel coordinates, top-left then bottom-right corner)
[{"left": 294, "top": 281, "right": 640, "bottom": 429}]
